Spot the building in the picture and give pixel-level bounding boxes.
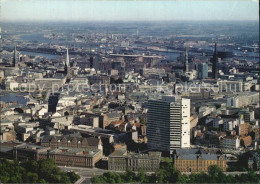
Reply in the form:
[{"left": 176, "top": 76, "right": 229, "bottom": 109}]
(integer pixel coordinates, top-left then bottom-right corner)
[
  {"left": 13, "top": 143, "right": 102, "bottom": 168},
  {"left": 226, "top": 92, "right": 259, "bottom": 108},
  {"left": 248, "top": 151, "right": 260, "bottom": 171},
  {"left": 198, "top": 63, "right": 208, "bottom": 79},
  {"left": 237, "top": 123, "right": 250, "bottom": 136},
  {"left": 240, "top": 136, "right": 252, "bottom": 148},
  {"left": 0, "top": 130, "right": 16, "bottom": 141},
  {"left": 108, "top": 150, "right": 161, "bottom": 172},
  {"left": 13, "top": 46, "right": 18, "bottom": 68},
  {"left": 185, "top": 48, "right": 189, "bottom": 73},
  {"left": 147, "top": 96, "right": 190, "bottom": 153},
  {"left": 212, "top": 43, "right": 218, "bottom": 79},
  {"left": 173, "top": 149, "right": 227, "bottom": 172},
  {"left": 41, "top": 134, "right": 102, "bottom": 151},
  {"left": 220, "top": 136, "right": 240, "bottom": 149},
  {"left": 65, "top": 48, "right": 72, "bottom": 80},
  {"left": 141, "top": 68, "right": 166, "bottom": 78}
]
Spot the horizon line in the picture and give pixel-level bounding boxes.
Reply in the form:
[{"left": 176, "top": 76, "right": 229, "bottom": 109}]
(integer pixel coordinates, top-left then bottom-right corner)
[{"left": 1, "top": 19, "right": 259, "bottom": 23}]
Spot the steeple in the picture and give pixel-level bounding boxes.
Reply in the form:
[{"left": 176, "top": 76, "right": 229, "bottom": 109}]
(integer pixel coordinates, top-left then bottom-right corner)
[{"left": 65, "top": 48, "right": 72, "bottom": 82}]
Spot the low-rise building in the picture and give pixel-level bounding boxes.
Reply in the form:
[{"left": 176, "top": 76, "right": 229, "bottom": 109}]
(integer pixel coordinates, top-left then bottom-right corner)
[
  {"left": 220, "top": 136, "right": 240, "bottom": 149},
  {"left": 108, "top": 150, "right": 161, "bottom": 172},
  {"left": 41, "top": 134, "right": 102, "bottom": 151},
  {"left": 240, "top": 136, "right": 252, "bottom": 148},
  {"left": 13, "top": 143, "right": 102, "bottom": 168},
  {"left": 0, "top": 130, "right": 16, "bottom": 141},
  {"left": 173, "top": 149, "right": 227, "bottom": 172}
]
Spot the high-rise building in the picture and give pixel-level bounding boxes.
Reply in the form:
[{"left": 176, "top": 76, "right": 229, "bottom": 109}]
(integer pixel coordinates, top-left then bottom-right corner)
[
  {"left": 147, "top": 96, "right": 190, "bottom": 153},
  {"left": 198, "top": 63, "right": 208, "bottom": 79},
  {"left": 13, "top": 46, "right": 18, "bottom": 68},
  {"left": 89, "top": 56, "right": 94, "bottom": 69},
  {"left": 184, "top": 48, "right": 189, "bottom": 74},
  {"left": 212, "top": 43, "right": 218, "bottom": 79}
]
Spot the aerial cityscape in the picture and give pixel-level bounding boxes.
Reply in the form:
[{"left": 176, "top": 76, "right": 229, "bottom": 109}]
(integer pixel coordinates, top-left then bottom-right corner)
[{"left": 0, "top": 0, "right": 259, "bottom": 183}]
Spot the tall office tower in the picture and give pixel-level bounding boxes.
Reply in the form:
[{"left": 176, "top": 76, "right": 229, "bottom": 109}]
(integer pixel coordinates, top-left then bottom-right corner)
[
  {"left": 147, "top": 96, "right": 190, "bottom": 153},
  {"left": 185, "top": 48, "right": 189, "bottom": 73},
  {"left": 212, "top": 43, "right": 218, "bottom": 79},
  {"left": 89, "top": 56, "right": 94, "bottom": 69},
  {"left": 198, "top": 63, "right": 208, "bottom": 79},
  {"left": 65, "top": 48, "right": 71, "bottom": 79},
  {"left": 13, "top": 46, "right": 18, "bottom": 68}
]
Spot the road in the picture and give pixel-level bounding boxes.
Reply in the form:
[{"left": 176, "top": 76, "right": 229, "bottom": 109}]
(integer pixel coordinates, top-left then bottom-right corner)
[
  {"left": 182, "top": 171, "right": 260, "bottom": 176},
  {"left": 60, "top": 166, "right": 260, "bottom": 184},
  {"left": 59, "top": 166, "right": 106, "bottom": 184}
]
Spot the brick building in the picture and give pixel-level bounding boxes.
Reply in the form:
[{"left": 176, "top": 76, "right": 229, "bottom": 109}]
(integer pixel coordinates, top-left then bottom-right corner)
[
  {"left": 173, "top": 149, "right": 227, "bottom": 172},
  {"left": 240, "top": 136, "right": 252, "bottom": 147}
]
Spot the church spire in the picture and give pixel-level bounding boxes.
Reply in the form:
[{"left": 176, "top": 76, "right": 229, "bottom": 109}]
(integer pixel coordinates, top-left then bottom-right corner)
[{"left": 65, "top": 48, "right": 72, "bottom": 82}]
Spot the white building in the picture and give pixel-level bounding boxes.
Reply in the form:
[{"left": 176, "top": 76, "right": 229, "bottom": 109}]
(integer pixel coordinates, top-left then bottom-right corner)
[
  {"left": 226, "top": 92, "right": 259, "bottom": 108},
  {"left": 220, "top": 136, "right": 240, "bottom": 150},
  {"left": 56, "top": 96, "right": 77, "bottom": 111},
  {"left": 147, "top": 96, "right": 190, "bottom": 153}
]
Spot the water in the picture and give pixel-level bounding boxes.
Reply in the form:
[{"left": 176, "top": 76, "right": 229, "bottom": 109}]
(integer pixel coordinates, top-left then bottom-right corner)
[
  {"left": 0, "top": 92, "right": 29, "bottom": 106},
  {"left": 134, "top": 49, "right": 181, "bottom": 61},
  {"left": 18, "top": 33, "right": 50, "bottom": 43},
  {"left": 21, "top": 51, "right": 60, "bottom": 59}
]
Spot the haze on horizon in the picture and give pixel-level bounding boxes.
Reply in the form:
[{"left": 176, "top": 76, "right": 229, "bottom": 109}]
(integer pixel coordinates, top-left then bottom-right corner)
[{"left": 1, "top": 0, "right": 259, "bottom": 22}]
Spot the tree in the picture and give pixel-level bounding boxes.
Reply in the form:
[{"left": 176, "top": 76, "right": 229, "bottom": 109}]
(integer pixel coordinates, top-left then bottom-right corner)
[
  {"left": 91, "top": 176, "right": 102, "bottom": 183},
  {"left": 124, "top": 169, "right": 136, "bottom": 182},
  {"left": 177, "top": 172, "right": 188, "bottom": 183},
  {"left": 137, "top": 168, "right": 148, "bottom": 183},
  {"left": 27, "top": 172, "right": 38, "bottom": 183},
  {"left": 157, "top": 160, "right": 177, "bottom": 183},
  {"left": 0, "top": 158, "right": 79, "bottom": 184},
  {"left": 66, "top": 171, "right": 80, "bottom": 183}
]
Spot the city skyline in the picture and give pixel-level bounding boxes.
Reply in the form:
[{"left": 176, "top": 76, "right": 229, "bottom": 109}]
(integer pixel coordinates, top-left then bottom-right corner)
[{"left": 2, "top": 0, "right": 259, "bottom": 22}]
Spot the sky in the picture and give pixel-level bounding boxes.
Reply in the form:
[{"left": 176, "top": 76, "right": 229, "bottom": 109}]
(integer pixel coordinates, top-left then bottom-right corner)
[{"left": 1, "top": 0, "right": 259, "bottom": 22}]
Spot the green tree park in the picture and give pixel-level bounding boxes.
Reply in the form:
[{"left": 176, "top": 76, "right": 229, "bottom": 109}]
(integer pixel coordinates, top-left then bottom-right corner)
[
  {"left": 90, "top": 161, "right": 260, "bottom": 183},
  {"left": 0, "top": 158, "right": 80, "bottom": 183}
]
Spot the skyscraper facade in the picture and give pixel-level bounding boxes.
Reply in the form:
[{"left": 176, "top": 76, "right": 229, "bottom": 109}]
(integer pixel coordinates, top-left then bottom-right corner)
[
  {"left": 185, "top": 48, "right": 189, "bottom": 73},
  {"left": 198, "top": 63, "right": 208, "bottom": 79},
  {"left": 212, "top": 43, "right": 218, "bottom": 79},
  {"left": 147, "top": 96, "right": 190, "bottom": 153},
  {"left": 13, "top": 46, "right": 18, "bottom": 68}
]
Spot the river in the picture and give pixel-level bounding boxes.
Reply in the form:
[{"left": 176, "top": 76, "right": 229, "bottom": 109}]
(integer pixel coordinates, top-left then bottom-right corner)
[{"left": 0, "top": 92, "right": 29, "bottom": 106}]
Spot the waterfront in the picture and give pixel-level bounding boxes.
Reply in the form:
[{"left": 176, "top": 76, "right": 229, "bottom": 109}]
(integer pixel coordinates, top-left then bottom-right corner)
[
  {"left": 0, "top": 92, "right": 29, "bottom": 105},
  {"left": 20, "top": 51, "right": 59, "bottom": 59}
]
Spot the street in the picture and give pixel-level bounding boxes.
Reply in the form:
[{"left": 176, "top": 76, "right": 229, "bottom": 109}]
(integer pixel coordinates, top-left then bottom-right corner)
[{"left": 59, "top": 166, "right": 107, "bottom": 184}]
